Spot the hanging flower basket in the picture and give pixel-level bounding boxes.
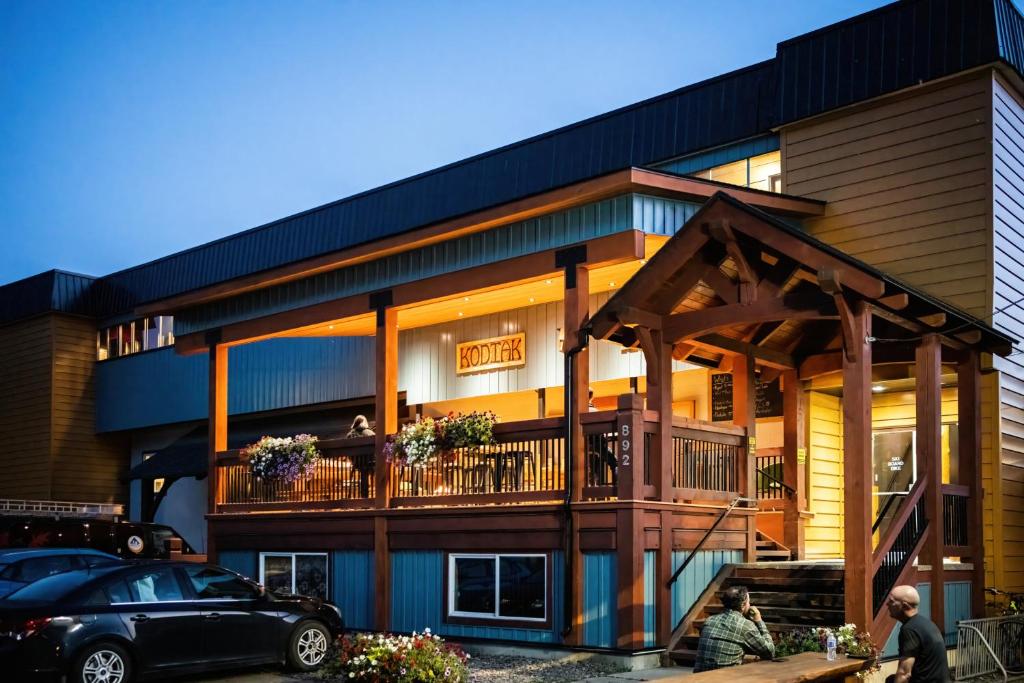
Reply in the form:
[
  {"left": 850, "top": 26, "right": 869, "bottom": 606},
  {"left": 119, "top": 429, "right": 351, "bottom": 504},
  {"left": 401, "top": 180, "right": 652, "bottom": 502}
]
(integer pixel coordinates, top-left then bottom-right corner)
[
  {"left": 384, "top": 412, "right": 497, "bottom": 468},
  {"left": 244, "top": 434, "right": 321, "bottom": 484}
]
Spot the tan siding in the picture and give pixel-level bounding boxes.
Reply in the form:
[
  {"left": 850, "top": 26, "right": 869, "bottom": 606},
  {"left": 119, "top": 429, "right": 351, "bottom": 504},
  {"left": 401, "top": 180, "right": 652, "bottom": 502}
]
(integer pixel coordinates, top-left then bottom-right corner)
[
  {"left": 49, "top": 315, "right": 126, "bottom": 503},
  {"left": 783, "top": 74, "right": 992, "bottom": 319},
  {"left": 0, "top": 316, "right": 53, "bottom": 498},
  {"left": 806, "top": 391, "right": 843, "bottom": 559}
]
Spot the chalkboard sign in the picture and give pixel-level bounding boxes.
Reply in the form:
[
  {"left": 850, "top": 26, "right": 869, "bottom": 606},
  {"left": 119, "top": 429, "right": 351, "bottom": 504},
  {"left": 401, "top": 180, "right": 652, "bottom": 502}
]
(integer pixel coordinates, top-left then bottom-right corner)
[{"left": 710, "top": 373, "right": 783, "bottom": 422}]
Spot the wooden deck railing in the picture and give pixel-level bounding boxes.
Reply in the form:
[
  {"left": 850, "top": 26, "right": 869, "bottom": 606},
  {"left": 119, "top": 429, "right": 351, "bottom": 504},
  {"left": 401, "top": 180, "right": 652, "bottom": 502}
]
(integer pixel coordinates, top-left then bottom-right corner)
[
  {"left": 218, "top": 436, "right": 376, "bottom": 511},
  {"left": 942, "top": 484, "right": 970, "bottom": 550},
  {"left": 213, "top": 400, "right": 751, "bottom": 512},
  {"left": 389, "top": 416, "right": 568, "bottom": 506},
  {"left": 670, "top": 417, "right": 745, "bottom": 501}
]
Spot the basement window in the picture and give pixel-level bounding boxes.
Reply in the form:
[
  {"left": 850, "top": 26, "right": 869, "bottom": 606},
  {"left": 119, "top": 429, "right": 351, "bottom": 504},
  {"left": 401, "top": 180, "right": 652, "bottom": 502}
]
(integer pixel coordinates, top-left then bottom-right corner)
[
  {"left": 259, "top": 552, "right": 328, "bottom": 600},
  {"left": 447, "top": 553, "right": 546, "bottom": 623}
]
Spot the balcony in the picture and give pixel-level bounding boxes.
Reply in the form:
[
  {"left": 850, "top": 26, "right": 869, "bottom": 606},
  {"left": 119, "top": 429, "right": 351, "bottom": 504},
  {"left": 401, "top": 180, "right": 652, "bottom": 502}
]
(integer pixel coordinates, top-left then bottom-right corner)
[{"left": 213, "top": 396, "right": 748, "bottom": 514}]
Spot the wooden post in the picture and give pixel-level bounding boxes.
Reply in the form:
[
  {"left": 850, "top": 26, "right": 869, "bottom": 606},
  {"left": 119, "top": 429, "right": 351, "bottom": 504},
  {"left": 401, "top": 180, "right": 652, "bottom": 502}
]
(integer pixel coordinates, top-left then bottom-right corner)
[
  {"left": 658, "top": 509, "right": 673, "bottom": 646},
  {"left": 732, "top": 353, "right": 757, "bottom": 561},
  {"left": 616, "top": 393, "right": 646, "bottom": 501},
  {"left": 372, "top": 299, "right": 398, "bottom": 632},
  {"left": 917, "top": 334, "right": 945, "bottom": 630},
  {"left": 641, "top": 328, "right": 674, "bottom": 501},
  {"left": 564, "top": 264, "right": 589, "bottom": 503},
  {"left": 958, "top": 350, "right": 985, "bottom": 617},
  {"left": 614, "top": 393, "right": 647, "bottom": 650},
  {"left": 842, "top": 301, "right": 873, "bottom": 631},
  {"left": 782, "top": 369, "right": 806, "bottom": 559},
  {"left": 206, "top": 341, "right": 227, "bottom": 562}
]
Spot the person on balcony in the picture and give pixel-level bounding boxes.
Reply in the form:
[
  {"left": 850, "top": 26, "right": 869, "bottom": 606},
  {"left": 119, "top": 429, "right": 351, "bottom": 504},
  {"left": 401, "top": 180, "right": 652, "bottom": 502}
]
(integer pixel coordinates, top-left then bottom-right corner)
[
  {"left": 693, "top": 585, "right": 775, "bottom": 672},
  {"left": 885, "top": 585, "right": 951, "bottom": 683},
  {"left": 346, "top": 415, "right": 375, "bottom": 438}
]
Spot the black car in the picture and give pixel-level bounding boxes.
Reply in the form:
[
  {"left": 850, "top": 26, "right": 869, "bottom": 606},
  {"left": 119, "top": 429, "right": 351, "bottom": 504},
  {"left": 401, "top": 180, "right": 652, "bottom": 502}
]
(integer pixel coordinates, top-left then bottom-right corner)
[{"left": 0, "top": 561, "right": 344, "bottom": 682}]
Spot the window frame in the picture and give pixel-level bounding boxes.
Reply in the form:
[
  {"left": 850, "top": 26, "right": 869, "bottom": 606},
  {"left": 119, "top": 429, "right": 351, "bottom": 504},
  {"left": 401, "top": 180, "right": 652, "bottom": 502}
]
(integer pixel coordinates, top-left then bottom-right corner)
[
  {"left": 258, "top": 552, "right": 329, "bottom": 599},
  {"left": 445, "top": 552, "right": 550, "bottom": 628}
]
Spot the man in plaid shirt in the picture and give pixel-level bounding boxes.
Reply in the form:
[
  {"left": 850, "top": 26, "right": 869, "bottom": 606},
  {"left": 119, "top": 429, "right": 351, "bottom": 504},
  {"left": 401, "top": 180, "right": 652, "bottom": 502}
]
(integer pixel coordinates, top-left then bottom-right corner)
[{"left": 693, "top": 585, "right": 775, "bottom": 672}]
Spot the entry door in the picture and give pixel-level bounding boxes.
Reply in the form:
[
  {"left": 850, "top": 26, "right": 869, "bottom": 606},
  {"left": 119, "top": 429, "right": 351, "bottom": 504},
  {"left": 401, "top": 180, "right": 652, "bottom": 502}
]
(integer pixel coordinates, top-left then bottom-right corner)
[{"left": 871, "top": 430, "right": 916, "bottom": 534}]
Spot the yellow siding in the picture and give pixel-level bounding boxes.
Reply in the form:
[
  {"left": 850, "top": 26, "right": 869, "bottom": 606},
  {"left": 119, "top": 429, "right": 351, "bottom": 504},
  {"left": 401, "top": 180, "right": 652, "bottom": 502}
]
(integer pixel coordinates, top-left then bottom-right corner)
[
  {"left": 782, "top": 73, "right": 991, "bottom": 318},
  {"left": 806, "top": 391, "right": 844, "bottom": 559}
]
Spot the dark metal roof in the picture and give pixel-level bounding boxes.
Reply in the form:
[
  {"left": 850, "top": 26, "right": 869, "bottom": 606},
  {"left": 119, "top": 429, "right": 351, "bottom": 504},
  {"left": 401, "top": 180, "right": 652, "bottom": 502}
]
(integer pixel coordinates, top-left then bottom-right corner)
[
  {"left": 5, "top": 0, "right": 1024, "bottom": 324},
  {"left": 0, "top": 270, "right": 99, "bottom": 326}
]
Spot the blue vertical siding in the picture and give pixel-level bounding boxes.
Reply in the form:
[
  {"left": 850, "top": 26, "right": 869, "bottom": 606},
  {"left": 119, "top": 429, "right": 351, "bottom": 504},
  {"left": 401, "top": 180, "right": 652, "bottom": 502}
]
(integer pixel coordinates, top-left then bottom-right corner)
[
  {"left": 943, "top": 582, "right": 971, "bottom": 646},
  {"left": 644, "top": 551, "right": 657, "bottom": 648},
  {"left": 582, "top": 552, "right": 617, "bottom": 648},
  {"left": 217, "top": 550, "right": 257, "bottom": 581},
  {"left": 670, "top": 550, "right": 742, "bottom": 626},
  {"left": 331, "top": 551, "right": 375, "bottom": 631},
  {"left": 390, "top": 551, "right": 562, "bottom": 644},
  {"left": 96, "top": 337, "right": 375, "bottom": 432}
]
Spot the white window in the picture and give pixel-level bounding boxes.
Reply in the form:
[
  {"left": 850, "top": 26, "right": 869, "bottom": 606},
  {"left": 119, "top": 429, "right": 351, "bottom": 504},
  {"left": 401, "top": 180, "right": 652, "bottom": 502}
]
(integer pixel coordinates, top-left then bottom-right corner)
[
  {"left": 258, "top": 552, "right": 328, "bottom": 600},
  {"left": 447, "top": 553, "right": 546, "bottom": 622}
]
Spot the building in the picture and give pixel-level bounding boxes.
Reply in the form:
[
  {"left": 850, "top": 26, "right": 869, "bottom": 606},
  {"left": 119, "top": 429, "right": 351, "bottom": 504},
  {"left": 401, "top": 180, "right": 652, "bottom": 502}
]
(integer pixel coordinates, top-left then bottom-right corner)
[{"left": 2, "top": 0, "right": 1024, "bottom": 658}]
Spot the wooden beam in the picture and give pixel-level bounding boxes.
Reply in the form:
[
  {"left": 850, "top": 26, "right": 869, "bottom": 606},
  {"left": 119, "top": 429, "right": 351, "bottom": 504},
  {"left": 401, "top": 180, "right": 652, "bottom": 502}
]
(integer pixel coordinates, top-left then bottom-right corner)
[
  {"left": 694, "top": 333, "right": 796, "bottom": 370},
  {"left": 958, "top": 350, "right": 985, "bottom": 617},
  {"left": 699, "top": 265, "right": 740, "bottom": 305},
  {"left": 613, "top": 305, "right": 664, "bottom": 331},
  {"left": 708, "top": 221, "right": 758, "bottom": 303},
  {"left": 637, "top": 326, "right": 673, "bottom": 503},
  {"left": 878, "top": 293, "right": 909, "bottom": 310},
  {"left": 757, "top": 256, "right": 801, "bottom": 299},
  {"left": 843, "top": 300, "right": 873, "bottom": 631},
  {"left": 782, "top": 370, "right": 806, "bottom": 558},
  {"left": 663, "top": 292, "right": 836, "bottom": 343},
  {"left": 919, "top": 313, "right": 947, "bottom": 328},
  {"left": 917, "top": 333, "right": 944, "bottom": 631}
]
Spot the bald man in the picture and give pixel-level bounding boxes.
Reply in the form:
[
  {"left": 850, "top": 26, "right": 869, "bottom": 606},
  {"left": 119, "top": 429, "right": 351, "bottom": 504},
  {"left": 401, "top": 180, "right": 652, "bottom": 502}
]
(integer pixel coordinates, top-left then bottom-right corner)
[{"left": 885, "top": 585, "right": 951, "bottom": 683}]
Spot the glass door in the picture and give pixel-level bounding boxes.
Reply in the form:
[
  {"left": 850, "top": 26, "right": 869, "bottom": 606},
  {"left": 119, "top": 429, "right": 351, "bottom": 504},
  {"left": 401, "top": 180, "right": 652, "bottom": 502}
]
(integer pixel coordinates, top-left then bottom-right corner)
[{"left": 871, "top": 429, "right": 916, "bottom": 539}]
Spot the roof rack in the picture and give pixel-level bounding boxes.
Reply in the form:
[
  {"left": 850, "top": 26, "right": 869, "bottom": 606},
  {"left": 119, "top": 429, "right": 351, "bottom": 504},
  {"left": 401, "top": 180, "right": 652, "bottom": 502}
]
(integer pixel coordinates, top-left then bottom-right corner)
[{"left": 0, "top": 499, "right": 124, "bottom": 519}]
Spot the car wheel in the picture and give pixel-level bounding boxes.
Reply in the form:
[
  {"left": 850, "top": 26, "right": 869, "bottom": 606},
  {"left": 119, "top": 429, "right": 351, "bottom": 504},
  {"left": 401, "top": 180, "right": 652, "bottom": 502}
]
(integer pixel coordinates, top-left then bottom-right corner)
[
  {"left": 73, "top": 641, "right": 133, "bottom": 683},
  {"left": 287, "top": 620, "right": 331, "bottom": 671}
]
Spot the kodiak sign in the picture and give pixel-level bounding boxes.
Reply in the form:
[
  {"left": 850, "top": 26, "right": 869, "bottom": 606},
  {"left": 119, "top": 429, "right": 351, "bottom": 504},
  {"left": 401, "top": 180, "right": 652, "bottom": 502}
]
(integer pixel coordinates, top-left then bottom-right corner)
[{"left": 456, "top": 333, "right": 526, "bottom": 375}]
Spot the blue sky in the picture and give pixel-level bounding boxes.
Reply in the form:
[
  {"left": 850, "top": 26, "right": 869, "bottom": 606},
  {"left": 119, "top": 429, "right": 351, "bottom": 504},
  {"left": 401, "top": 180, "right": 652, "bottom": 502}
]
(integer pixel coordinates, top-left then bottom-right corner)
[{"left": 0, "top": 0, "right": 890, "bottom": 284}]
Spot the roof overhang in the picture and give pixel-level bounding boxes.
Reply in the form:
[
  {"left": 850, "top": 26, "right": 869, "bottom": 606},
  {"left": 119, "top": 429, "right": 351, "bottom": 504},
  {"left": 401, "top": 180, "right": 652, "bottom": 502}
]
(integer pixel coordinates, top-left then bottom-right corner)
[{"left": 137, "top": 169, "right": 824, "bottom": 318}]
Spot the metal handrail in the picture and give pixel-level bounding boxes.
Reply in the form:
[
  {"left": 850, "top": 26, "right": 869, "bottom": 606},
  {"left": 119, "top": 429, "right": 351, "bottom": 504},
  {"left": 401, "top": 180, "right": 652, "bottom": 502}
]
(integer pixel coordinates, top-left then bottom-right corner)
[
  {"left": 665, "top": 496, "right": 755, "bottom": 588},
  {"left": 755, "top": 467, "right": 796, "bottom": 496}
]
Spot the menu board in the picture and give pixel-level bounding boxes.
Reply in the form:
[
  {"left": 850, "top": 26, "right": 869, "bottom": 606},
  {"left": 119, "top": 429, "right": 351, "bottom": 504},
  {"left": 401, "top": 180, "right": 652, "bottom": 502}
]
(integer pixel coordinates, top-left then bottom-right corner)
[{"left": 710, "top": 373, "right": 783, "bottom": 422}]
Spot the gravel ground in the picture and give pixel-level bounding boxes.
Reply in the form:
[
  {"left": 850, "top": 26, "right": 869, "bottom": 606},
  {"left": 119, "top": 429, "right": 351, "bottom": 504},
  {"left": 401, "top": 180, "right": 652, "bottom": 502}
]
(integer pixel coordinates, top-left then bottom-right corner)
[{"left": 466, "top": 653, "right": 626, "bottom": 683}]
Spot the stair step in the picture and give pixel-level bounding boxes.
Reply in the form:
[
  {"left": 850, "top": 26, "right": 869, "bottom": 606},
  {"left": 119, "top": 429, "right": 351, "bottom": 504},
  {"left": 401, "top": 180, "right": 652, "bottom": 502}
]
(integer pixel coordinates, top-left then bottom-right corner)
[
  {"left": 694, "top": 618, "right": 831, "bottom": 634},
  {"left": 724, "top": 576, "right": 844, "bottom": 590},
  {"left": 756, "top": 550, "right": 793, "bottom": 559},
  {"left": 743, "top": 592, "right": 845, "bottom": 608},
  {"left": 732, "top": 567, "right": 844, "bottom": 580},
  {"left": 703, "top": 605, "right": 844, "bottom": 624},
  {"left": 756, "top": 540, "right": 776, "bottom": 548}
]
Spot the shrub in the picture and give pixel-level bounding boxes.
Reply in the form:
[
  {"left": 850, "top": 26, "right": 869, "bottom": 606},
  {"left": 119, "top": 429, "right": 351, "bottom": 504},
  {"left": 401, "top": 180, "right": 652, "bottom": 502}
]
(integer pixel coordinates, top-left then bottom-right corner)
[{"left": 319, "top": 630, "right": 469, "bottom": 682}]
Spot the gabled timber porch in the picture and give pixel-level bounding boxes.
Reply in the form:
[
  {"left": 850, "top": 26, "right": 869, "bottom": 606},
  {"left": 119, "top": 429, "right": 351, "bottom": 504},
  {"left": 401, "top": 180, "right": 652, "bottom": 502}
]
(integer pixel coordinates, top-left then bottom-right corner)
[{"left": 195, "top": 188, "right": 1012, "bottom": 654}]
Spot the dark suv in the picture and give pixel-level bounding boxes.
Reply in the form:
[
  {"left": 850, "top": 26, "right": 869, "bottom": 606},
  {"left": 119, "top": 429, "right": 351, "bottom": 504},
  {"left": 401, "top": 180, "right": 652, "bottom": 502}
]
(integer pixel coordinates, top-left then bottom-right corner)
[
  {"left": 0, "top": 561, "right": 344, "bottom": 682},
  {"left": 0, "top": 516, "right": 195, "bottom": 559}
]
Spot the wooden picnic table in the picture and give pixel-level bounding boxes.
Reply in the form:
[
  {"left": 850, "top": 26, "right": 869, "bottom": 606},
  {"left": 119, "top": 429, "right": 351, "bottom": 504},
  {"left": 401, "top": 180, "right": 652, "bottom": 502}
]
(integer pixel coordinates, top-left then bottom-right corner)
[{"left": 665, "top": 652, "right": 873, "bottom": 682}]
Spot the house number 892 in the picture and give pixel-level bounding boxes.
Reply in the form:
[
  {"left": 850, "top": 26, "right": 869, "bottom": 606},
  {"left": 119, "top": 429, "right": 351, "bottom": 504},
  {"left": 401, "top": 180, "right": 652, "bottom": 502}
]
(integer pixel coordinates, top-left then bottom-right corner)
[{"left": 620, "top": 424, "right": 631, "bottom": 467}]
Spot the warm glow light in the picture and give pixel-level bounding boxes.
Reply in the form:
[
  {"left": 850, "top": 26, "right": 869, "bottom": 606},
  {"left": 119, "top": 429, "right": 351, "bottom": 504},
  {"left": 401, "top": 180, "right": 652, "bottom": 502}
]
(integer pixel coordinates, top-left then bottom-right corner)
[
  {"left": 463, "top": 296, "right": 470, "bottom": 302},
  {"left": 458, "top": 312, "right": 464, "bottom": 317},
  {"left": 640, "top": 259, "right": 647, "bottom": 265},
  {"left": 545, "top": 279, "right": 552, "bottom": 285},
  {"left": 529, "top": 297, "right": 535, "bottom": 303},
  {"left": 328, "top": 325, "right": 334, "bottom": 330},
  {"left": 872, "top": 385, "right": 885, "bottom": 392},
  {"left": 609, "top": 281, "right": 616, "bottom": 287}
]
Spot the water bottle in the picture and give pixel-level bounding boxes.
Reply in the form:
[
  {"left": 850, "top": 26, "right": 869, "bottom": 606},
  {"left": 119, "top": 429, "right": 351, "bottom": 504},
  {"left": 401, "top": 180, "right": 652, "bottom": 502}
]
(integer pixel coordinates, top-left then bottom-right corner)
[{"left": 826, "top": 633, "right": 837, "bottom": 661}]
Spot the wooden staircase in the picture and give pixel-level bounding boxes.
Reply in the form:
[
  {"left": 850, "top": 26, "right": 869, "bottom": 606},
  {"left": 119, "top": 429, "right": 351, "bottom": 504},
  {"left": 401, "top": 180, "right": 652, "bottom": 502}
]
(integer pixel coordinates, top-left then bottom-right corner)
[
  {"left": 666, "top": 563, "right": 845, "bottom": 666},
  {"left": 755, "top": 530, "right": 792, "bottom": 561}
]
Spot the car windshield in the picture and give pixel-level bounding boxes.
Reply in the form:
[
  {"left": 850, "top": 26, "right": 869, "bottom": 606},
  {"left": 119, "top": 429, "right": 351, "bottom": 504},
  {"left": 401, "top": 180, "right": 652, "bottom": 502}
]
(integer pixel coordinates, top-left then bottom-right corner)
[{"left": 5, "top": 569, "right": 102, "bottom": 602}]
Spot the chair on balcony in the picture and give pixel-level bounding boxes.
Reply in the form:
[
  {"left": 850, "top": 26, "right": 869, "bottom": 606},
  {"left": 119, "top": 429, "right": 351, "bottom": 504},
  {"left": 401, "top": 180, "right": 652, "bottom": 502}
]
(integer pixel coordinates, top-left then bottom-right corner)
[{"left": 463, "top": 462, "right": 493, "bottom": 493}]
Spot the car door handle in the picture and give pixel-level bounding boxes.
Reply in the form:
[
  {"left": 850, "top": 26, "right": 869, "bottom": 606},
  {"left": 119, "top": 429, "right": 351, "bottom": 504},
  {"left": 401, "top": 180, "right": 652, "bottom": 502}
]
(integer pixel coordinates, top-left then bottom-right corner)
[
  {"left": 130, "top": 614, "right": 150, "bottom": 623},
  {"left": 204, "top": 613, "right": 221, "bottom": 621}
]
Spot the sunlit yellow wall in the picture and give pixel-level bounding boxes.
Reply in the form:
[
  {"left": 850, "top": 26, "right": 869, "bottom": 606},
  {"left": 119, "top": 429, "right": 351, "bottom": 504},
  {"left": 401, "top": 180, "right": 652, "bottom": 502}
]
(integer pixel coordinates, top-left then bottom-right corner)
[{"left": 806, "top": 391, "right": 845, "bottom": 559}]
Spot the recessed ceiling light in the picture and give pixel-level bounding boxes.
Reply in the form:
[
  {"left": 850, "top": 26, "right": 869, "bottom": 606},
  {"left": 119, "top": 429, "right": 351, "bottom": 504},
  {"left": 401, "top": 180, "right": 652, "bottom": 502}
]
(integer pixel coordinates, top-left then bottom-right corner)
[
  {"left": 545, "top": 279, "right": 552, "bottom": 285},
  {"left": 872, "top": 385, "right": 885, "bottom": 392},
  {"left": 609, "top": 281, "right": 616, "bottom": 287},
  {"left": 458, "top": 312, "right": 464, "bottom": 317},
  {"left": 463, "top": 296, "right": 470, "bottom": 302},
  {"left": 640, "top": 259, "right": 647, "bottom": 265},
  {"left": 529, "top": 297, "right": 535, "bottom": 303},
  {"left": 328, "top": 325, "right": 334, "bottom": 330}
]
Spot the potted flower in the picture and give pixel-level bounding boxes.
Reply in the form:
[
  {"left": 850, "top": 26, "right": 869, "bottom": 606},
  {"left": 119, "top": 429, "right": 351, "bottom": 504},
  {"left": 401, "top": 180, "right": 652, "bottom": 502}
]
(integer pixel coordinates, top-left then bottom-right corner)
[
  {"left": 244, "top": 434, "right": 321, "bottom": 485},
  {"left": 438, "top": 411, "right": 497, "bottom": 451},
  {"left": 384, "top": 417, "right": 442, "bottom": 468},
  {"left": 384, "top": 412, "right": 498, "bottom": 468}
]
